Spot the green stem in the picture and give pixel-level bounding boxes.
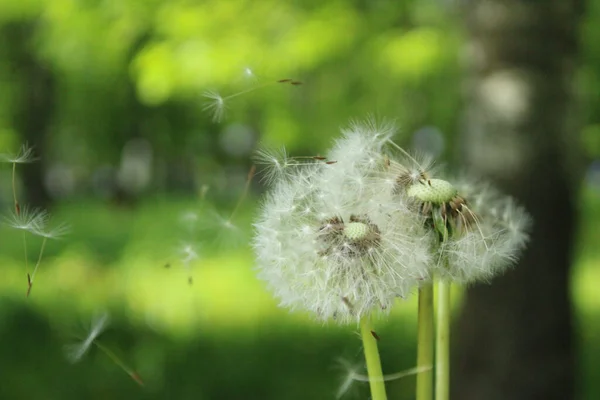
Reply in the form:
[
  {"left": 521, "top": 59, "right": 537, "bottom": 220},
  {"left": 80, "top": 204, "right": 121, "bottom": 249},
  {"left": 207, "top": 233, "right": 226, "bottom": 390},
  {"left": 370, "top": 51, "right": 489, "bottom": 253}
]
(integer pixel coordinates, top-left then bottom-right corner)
[
  {"left": 95, "top": 341, "right": 143, "bottom": 386},
  {"left": 359, "top": 315, "right": 387, "bottom": 400},
  {"left": 12, "top": 162, "right": 18, "bottom": 207},
  {"left": 416, "top": 284, "right": 434, "bottom": 400},
  {"left": 435, "top": 279, "right": 451, "bottom": 400},
  {"left": 30, "top": 237, "right": 47, "bottom": 282}
]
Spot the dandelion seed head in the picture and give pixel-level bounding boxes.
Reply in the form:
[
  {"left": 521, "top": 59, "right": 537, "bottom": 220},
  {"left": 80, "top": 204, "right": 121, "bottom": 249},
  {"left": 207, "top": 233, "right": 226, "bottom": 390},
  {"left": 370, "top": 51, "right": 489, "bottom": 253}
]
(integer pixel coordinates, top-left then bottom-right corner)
[
  {"left": 412, "top": 175, "right": 532, "bottom": 284},
  {"left": 253, "top": 121, "right": 433, "bottom": 324}
]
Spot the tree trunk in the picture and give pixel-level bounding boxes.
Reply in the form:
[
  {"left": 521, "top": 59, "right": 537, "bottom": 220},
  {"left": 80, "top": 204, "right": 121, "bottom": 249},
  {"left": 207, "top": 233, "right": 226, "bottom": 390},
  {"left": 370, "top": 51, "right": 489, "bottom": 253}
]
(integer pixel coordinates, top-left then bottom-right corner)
[{"left": 454, "top": 1, "right": 583, "bottom": 399}]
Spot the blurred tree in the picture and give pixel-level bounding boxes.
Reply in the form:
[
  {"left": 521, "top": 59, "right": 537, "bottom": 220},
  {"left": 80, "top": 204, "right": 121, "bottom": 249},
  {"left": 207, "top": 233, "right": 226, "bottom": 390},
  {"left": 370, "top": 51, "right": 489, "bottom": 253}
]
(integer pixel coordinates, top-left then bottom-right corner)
[
  {"left": 455, "top": 1, "right": 583, "bottom": 399},
  {"left": 5, "top": 21, "right": 55, "bottom": 208}
]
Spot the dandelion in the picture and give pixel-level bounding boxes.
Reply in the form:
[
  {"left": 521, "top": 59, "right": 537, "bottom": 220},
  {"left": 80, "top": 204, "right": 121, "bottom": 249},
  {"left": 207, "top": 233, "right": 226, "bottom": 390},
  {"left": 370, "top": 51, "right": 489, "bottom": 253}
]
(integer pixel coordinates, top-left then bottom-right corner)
[
  {"left": 389, "top": 152, "right": 531, "bottom": 284},
  {"left": 388, "top": 147, "right": 530, "bottom": 400},
  {"left": 253, "top": 125, "right": 432, "bottom": 323},
  {"left": 254, "top": 120, "right": 433, "bottom": 400},
  {"left": 253, "top": 118, "right": 530, "bottom": 400}
]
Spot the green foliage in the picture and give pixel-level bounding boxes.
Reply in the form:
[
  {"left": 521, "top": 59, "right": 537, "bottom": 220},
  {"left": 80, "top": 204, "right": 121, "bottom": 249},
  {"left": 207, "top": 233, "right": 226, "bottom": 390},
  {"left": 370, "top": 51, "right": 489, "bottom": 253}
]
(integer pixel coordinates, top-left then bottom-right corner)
[
  {"left": 0, "top": 0, "right": 598, "bottom": 398},
  {"left": 0, "top": 0, "right": 462, "bottom": 165}
]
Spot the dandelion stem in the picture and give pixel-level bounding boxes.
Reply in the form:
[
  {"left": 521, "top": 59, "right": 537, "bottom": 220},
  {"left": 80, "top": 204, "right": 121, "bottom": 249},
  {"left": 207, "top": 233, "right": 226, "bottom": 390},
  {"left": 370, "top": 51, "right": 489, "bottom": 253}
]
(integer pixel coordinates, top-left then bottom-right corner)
[
  {"left": 30, "top": 237, "right": 47, "bottom": 283},
  {"left": 12, "top": 162, "right": 30, "bottom": 281},
  {"left": 416, "top": 284, "right": 434, "bottom": 400},
  {"left": 22, "top": 232, "right": 29, "bottom": 275},
  {"left": 94, "top": 341, "right": 143, "bottom": 386},
  {"left": 435, "top": 279, "right": 451, "bottom": 400},
  {"left": 11, "top": 162, "right": 18, "bottom": 208},
  {"left": 359, "top": 315, "right": 387, "bottom": 400}
]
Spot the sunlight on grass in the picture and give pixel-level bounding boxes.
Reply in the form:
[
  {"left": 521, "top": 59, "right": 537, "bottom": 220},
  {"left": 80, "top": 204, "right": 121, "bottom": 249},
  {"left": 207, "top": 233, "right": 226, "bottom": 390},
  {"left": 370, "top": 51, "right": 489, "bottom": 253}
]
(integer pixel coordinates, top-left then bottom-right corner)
[{"left": 0, "top": 243, "right": 420, "bottom": 340}]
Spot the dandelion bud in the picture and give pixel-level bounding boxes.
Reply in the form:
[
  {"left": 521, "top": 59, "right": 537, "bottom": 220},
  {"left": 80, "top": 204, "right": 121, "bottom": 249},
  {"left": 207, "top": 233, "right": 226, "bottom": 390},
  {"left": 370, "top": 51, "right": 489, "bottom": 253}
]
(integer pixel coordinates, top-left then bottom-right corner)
[{"left": 407, "top": 179, "right": 458, "bottom": 204}]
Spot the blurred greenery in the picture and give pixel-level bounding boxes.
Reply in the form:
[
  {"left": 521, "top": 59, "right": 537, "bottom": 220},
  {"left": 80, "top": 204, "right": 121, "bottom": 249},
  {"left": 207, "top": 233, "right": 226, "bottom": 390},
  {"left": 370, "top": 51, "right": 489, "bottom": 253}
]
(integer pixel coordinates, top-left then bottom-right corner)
[{"left": 0, "top": 0, "right": 598, "bottom": 399}]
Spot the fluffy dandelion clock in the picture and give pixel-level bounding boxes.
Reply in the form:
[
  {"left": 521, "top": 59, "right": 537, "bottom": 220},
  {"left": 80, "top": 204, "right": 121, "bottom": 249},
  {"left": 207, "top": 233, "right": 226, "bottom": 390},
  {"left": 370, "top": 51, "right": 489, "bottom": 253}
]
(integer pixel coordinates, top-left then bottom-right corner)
[
  {"left": 253, "top": 121, "right": 433, "bottom": 324},
  {"left": 390, "top": 151, "right": 531, "bottom": 284}
]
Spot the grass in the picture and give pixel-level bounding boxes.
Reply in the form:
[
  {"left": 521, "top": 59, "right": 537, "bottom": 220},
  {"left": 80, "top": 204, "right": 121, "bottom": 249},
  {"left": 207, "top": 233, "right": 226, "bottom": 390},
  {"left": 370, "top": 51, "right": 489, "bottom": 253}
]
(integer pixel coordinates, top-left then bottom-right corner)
[{"left": 0, "top": 189, "right": 598, "bottom": 399}]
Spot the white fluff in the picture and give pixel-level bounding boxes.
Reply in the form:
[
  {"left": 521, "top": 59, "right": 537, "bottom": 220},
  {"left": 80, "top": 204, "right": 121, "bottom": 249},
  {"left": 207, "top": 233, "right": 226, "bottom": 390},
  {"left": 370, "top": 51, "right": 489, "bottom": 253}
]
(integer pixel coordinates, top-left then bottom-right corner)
[{"left": 253, "top": 121, "right": 433, "bottom": 324}]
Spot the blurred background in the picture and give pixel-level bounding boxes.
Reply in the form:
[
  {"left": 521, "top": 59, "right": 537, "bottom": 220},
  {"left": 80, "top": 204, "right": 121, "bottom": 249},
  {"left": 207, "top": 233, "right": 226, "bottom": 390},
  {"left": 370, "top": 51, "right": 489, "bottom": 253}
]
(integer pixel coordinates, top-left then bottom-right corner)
[{"left": 0, "top": 0, "right": 597, "bottom": 399}]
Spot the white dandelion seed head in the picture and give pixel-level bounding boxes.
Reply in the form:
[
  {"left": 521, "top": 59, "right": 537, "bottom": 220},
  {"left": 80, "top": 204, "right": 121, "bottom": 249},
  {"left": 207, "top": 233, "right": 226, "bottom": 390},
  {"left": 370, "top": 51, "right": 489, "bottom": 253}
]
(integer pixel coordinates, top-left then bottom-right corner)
[
  {"left": 253, "top": 122, "right": 433, "bottom": 324},
  {"left": 429, "top": 178, "right": 532, "bottom": 284}
]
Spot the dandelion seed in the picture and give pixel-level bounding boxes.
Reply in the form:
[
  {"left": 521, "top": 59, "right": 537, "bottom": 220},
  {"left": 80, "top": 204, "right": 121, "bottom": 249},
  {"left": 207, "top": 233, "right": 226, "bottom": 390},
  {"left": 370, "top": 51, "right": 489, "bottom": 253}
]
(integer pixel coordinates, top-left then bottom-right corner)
[
  {"left": 64, "top": 312, "right": 110, "bottom": 363},
  {"left": 179, "top": 242, "right": 199, "bottom": 264},
  {"left": 242, "top": 66, "right": 259, "bottom": 83},
  {"left": 253, "top": 147, "right": 291, "bottom": 184},
  {"left": 2, "top": 206, "right": 47, "bottom": 233},
  {"left": 176, "top": 242, "right": 200, "bottom": 284},
  {"left": 64, "top": 312, "right": 144, "bottom": 386},
  {"left": 202, "top": 90, "right": 227, "bottom": 123},
  {"left": 32, "top": 221, "right": 70, "bottom": 240},
  {"left": 0, "top": 143, "right": 37, "bottom": 164},
  {"left": 335, "top": 357, "right": 430, "bottom": 399},
  {"left": 93, "top": 341, "right": 144, "bottom": 386},
  {"left": 202, "top": 77, "right": 302, "bottom": 122},
  {"left": 391, "top": 152, "right": 531, "bottom": 283},
  {"left": 253, "top": 147, "right": 332, "bottom": 185}
]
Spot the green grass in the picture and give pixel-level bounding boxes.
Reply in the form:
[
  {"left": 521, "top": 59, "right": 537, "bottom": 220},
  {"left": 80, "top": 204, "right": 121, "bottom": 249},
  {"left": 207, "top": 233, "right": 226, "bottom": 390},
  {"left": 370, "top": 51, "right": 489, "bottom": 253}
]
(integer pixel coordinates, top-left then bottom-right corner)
[{"left": 0, "top": 190, "right": 598, "bottom": 399}]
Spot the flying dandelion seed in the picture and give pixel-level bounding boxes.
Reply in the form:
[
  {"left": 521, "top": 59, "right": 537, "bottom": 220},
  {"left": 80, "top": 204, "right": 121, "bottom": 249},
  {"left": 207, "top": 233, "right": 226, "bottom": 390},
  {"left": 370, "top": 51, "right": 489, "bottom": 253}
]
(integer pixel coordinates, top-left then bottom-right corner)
[
  {"left": 0, "top": 143, "right": 37, "bottom": 164},
  {"left": 176, "top": 242, "right": 200, "bottom": 285},
  {"left": 64, "top": 312, "right": 144, "bottom": 386},
  {"left": 64, "top": 312, "right": 110, "bottom": 363},
  {"left": 202, "top": 76, "right": 302, "bottom": 122},
  {"left": 388, "top": 147, "right": 531, "bottom": 283},
  {"left": 2, "top": 206, "right": 47, "bottom": 233},
  {"left": 335, "top": 357, "right": 431, "bottom": 399},
  {"left": 202, "top": 90, "right": 226, "bottom": 122}
]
